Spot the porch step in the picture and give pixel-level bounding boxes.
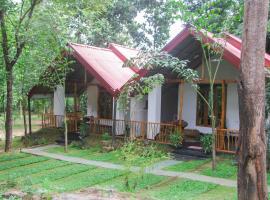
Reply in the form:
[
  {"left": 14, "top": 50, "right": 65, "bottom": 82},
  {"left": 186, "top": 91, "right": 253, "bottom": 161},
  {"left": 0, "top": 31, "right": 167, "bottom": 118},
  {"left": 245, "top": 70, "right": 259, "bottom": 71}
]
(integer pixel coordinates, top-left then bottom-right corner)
[{"left": 173, "top": 146, "right": 210, "bottom": 159}]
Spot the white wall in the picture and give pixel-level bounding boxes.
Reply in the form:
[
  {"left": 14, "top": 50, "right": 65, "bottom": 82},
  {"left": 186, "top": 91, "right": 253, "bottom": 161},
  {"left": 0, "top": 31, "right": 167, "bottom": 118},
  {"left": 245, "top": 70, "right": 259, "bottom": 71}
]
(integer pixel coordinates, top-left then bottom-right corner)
[
  {"left": 130, "top": 96, "right": 148, "bottom": 122},
  {"left": 181, "top": 83, "right": 212, "bottom": 133},
  {"left": 197, "top": 60, "right": 239, "bottom": 80},
  {"left": 86, "top": 85, "right": 99, "bottom": 117},
  {"left": 177, "top": 60, "right": 240, "bottom": 133},
  {"left": 147, "top": 86, "right": 161, "bottom": 139},
  {"left": 53, "top": 85, "right": 65, "bottom": 127},
  {"left": 130, "top": 96, "right": 148, "bottom": 137},
  {"left": 226, "top": 83, "right": 239, "bottom": 130},
  {"left": 53, "top": 85, "right": 65, "bottom": 116}
]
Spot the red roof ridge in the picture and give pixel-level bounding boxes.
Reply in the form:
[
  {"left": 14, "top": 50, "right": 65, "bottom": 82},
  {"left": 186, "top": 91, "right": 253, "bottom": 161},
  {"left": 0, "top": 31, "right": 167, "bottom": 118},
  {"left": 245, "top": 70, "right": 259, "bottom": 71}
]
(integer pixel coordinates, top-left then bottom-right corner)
[
  {"left": 108, "top": 43, "right": 137, "bottom": 51},
  {"left": 68, "top": 42, "right": 113, "bottom": 52},
  {"left": 162, "top": 25, "right": 270, "bottom": 68},
  {"left": 224, "top": 33, "right": 242, "bottom": 49}
]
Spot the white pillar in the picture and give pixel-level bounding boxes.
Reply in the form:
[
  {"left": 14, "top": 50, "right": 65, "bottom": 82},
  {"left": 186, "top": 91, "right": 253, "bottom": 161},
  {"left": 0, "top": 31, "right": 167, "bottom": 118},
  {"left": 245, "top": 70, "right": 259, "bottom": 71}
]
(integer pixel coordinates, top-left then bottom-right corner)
[
  {"left": 87, "top": 85, "right": 99, "bottom": 117},
  {"left": 53, "top": 85, "right": 65, "bottom": 116},
  {"left": 53, "top": 85, "right": 65, "bottom": 127},
  {"left": 147, "top": 86, "right": 161, "bottom": 139}
]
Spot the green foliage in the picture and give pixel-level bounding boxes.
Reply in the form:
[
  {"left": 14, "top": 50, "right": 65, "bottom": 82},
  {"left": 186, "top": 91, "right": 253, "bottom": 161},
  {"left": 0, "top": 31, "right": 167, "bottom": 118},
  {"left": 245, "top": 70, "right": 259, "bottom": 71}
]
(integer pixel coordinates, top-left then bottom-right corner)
[
  {"left": 46, "top": 168, "right": 125, "bottom": 192},
  {"left": 99, "top": 173, "right": 166, "bottom": 193},
  {"left": 119, "top": 51, "right": 198, "bottom": 110},
  {"left": 169, "top": 130, "right": 183, "bottom": 148},
  {"left": 0, "top": 156, "right": 49, "bottom": 171},
  {"left": 200, "top": 134, "right": 213, "bottom": 154},
  {"left": 0, "top": 160, "right": 69, "bottom": 181},
  {"left": 79, "top": 122, "right": 90, "bottom": 138},
  {"left": 176, "top": 0, "right": 243, "bottom": 35},
  {"left": 120, "top": 141, "right": 168, "bottom": 167},
  {"left": 166, "top": 159, "right": 210, "bottom": 172},
  {"left": 119, "top": 141, "right": 168, "bottom": 191},
  {"left": 21, "top": 128, "right": 63, "bottom": 147},
  {"left": 147, "top": 179, "right": 218, "bottom": 200},
  {"left": 101, "top": 132, "right": 111, "bottom": 141},
  {"left": 21, "top": 135, "right": 48, "bottom": 147},
  {"left": 201, "top": 160, "right": 237, "bottom": 179}
]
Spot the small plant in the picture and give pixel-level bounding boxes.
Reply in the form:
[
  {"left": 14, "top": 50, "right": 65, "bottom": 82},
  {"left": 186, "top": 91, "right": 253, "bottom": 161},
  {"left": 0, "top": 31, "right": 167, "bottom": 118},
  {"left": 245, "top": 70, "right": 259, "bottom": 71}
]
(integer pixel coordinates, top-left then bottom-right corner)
[
  {"left": 79, "top": 122, "right": 89, "bottom": 138},
  {"left": 200, "top": 134, "right": 213, "bottom": 154},
  {"left": 169, "top": 130, "right": 183, "bottom": 148},
  {"left": 101, "top": 132, "right": 111, "bottom": 141},
  {"left": 119, "top": 141, "right": 168, "bottom": 191}
]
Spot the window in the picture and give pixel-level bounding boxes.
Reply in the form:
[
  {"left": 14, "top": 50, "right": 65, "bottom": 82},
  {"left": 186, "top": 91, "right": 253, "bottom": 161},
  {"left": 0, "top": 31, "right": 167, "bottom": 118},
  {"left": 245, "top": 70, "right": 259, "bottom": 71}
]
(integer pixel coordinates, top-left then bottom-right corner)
[
  {"left": 196, "top": 84, "right": 223, "bottom": 127},
  {"left": 98, "top": 90, "right": 113, "bottom": 119}
]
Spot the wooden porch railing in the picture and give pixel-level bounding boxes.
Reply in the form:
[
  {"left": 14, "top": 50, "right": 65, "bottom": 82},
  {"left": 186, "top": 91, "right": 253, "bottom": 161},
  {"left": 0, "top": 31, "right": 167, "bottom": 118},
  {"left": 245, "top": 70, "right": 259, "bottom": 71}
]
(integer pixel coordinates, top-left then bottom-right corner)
[
  {"left": 215, "top": 128, "right": 239, "bottom": 154},
  {"left": 89, "top": 118, "right": 180, "bottom": 144},
  {"left": 41, "top": 113, "right": 82, "bottom": 132}
]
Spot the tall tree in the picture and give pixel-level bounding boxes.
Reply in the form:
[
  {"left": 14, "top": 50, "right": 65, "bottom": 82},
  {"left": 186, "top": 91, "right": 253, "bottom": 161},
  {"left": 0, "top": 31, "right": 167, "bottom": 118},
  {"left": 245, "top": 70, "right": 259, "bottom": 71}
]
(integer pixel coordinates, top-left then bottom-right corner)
[
  {"left": 0, "top": 0, "right": 41, "bottom": 152},
  {"left": 238, "top": 0, "right": 269, "bottom": 199}
]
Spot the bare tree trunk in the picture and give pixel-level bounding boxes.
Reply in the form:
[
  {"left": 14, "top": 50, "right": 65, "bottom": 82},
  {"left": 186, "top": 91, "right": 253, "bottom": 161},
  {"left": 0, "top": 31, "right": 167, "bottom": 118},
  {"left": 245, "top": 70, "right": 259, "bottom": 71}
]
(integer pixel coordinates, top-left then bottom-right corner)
[
  {"left": 22, "top": 99, "right": 27, "bottom": 136},
  {"left": 238, "top": 0, "right": 269, "bottom": 199},
  {"left": 5, "top": 70, "right": 13, "bottom": 152}
]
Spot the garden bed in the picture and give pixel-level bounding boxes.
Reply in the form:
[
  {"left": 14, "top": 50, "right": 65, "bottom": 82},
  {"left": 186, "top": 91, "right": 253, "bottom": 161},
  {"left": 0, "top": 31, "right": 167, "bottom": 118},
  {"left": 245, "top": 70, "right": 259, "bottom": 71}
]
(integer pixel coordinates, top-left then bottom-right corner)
[{"left": 0, "top": 152, "right": 238, "bottom": 200}]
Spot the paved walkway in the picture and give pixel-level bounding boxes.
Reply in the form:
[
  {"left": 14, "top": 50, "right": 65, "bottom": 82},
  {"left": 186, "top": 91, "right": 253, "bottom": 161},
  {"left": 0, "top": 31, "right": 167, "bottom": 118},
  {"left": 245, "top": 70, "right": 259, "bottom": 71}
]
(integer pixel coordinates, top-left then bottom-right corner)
[{"left": 22, "top": 145, "right": 238, "bottom": 188}]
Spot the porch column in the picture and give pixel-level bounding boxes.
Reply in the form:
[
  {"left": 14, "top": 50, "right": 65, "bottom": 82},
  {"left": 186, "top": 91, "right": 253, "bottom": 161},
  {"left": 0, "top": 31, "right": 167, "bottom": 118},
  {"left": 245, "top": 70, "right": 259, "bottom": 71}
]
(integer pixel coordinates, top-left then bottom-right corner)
[
  {"left": 147, "top": 86, "right": 161, "bottom": 139},
  {"left": 86, "top": 85, "right": 98, "bottom": 117},
  {"left": 53, "top": 85, "right": 65, "bottom": 127}
]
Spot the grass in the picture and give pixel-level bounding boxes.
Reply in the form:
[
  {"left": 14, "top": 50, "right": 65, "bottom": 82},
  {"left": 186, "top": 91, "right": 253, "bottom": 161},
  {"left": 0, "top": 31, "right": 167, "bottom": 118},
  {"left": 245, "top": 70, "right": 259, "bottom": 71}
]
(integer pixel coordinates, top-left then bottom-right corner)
[
  {"left": 165, "top": 157, "right": 237, "bottom": 179},
  {"left": 45, "top": 168, "right": 126, "bottom": 192},
  {"left": 166, "top": 159, "right": 210, "bottom": 172},
  {"left": 0, "top": 154, "right": 49, "bottom": 171},
  {"left": 97, "top": 173, "right": 167, "bottom": 192},
  {"left": 142, "top": 179, "right": 237, "bottom": 200},
  {"left": 0, "top": 152, "right": 238, "bottom": 199},
  {"left": 47, "top": 144, "right": 166, "bottom": 166}
]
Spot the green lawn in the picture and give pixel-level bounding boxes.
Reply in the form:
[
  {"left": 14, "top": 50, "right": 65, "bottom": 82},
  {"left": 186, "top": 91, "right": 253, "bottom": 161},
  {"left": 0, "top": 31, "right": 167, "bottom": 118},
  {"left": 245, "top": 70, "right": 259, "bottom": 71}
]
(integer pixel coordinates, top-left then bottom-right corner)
[
  {"left": 0, "top": 152, "right": 237, "bottom": 199},
  {"left": 47, "top": 144, "right": 166, "bottom": 166},
  {"left": 165, "top": 156, "right": 270, "bottom": 185}
]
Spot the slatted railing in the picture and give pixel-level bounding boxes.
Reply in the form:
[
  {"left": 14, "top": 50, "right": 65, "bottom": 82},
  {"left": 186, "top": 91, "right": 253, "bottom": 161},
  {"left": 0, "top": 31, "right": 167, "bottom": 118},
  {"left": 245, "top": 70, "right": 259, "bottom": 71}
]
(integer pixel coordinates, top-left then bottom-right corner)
[
  {"left": 88, "top": 118, "right": 180, "bottom": 144},
  {"left": 41, "top": 113, "right": 82, "bottom": 132},
  {"left": 215, "top": 128, "right": 239, "bottom": 154}
]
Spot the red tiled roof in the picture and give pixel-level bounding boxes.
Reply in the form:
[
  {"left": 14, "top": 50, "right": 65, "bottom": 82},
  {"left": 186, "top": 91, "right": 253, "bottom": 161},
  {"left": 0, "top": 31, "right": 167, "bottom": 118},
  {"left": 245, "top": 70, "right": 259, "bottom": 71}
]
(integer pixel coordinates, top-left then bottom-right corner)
[
  {"left": 163, "top": 25, "right": 270, "bottom": 68},
  {"left": 69, "top": 43, "right": 137, "bottom": 96}
]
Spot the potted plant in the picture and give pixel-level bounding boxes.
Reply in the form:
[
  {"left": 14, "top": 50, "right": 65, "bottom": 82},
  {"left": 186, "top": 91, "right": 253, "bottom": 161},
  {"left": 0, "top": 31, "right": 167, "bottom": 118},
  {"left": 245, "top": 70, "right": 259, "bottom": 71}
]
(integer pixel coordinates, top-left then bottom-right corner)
[{"left": 169, "top": 130, "right": 183, "bottom": 149}]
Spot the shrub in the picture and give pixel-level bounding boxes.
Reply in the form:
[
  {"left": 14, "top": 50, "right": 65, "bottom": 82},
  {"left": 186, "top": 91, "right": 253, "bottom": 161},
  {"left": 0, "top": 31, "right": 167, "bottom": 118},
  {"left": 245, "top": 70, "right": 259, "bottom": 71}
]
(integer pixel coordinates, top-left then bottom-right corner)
[
  {"left": 79, "top": 122, "right": 89, "bottom": 138},
  {"left": 119, "top": 141, "right": 168, "bottom": 191},
  {"left": 21, "top": 135, "right": 48, "bottom": 147},
  {"left": 101, "top": 132, "right": 111, "bottom": 141},
  {"left": 200, "top": 134, "right": 213, "bottom": 154},
  {"left": 169, "top": 130, "right": 183, "bottom": 148}
]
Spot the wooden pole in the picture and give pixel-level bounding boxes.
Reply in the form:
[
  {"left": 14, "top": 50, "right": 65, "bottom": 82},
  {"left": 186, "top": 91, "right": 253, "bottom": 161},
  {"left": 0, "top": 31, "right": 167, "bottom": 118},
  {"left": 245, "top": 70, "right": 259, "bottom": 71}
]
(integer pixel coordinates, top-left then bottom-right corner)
[
  {"left": 220, "top": 80, "right": 226, "bottom": 129},
  {"left": 74, "top": 82, "right": 78, "bottom": 112},
  {"left": 112, "top": 97, "right": 117, "bottom": 148},
  {"left": 28, "top": 96, "right": 32, "bottom": 134},
  {"left": 178, "top": 81, "right": 184, "bottom": 132}
]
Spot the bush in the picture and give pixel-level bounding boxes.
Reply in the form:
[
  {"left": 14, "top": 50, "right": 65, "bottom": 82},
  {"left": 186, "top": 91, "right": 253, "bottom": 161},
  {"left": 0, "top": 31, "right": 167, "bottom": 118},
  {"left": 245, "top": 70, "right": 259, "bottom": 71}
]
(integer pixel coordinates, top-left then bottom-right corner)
[
  {"left": 169, "top": 130, "right": 183, "bottom": 148},
  {"left": 200, "top": 134, "right": 213, "bottom": 154},
  {"left": 79, "top": 122, "right": 89, "bottom": 138},
  {"left": 119, "top": 141, "right": 168, "bottom": 191},
  {"left": 101, "top": 132, "right": 111, "bottom": 141},
  {"left": 21, "top": 135, "right": 48, "bottom": 147}
]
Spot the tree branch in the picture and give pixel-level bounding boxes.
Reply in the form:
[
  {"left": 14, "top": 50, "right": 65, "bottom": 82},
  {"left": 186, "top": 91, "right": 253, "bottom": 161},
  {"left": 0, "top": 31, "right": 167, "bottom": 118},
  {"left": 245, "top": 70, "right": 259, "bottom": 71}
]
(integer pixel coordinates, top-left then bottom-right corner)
[{"left": 0, "top": 10, "right": 11, "bottom": 70}]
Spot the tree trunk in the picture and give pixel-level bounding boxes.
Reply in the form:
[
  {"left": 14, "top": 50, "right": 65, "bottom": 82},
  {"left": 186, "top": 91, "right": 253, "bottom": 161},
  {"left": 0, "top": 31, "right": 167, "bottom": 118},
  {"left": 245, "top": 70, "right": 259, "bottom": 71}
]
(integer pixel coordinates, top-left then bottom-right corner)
[
  {"left": 238, "top": 0, "right": 269, "bottom": 199},
  {"left": 5, "top": 70, "right": 13, "bottom": 152},
  {"left": 22, "top": 99, "right": 27, "bottom": 136}
]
